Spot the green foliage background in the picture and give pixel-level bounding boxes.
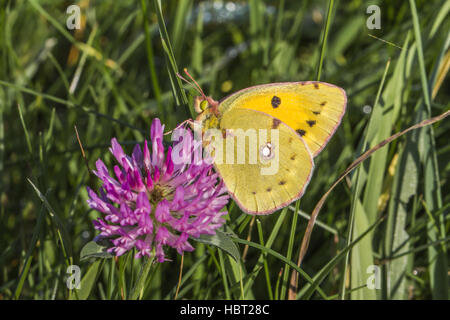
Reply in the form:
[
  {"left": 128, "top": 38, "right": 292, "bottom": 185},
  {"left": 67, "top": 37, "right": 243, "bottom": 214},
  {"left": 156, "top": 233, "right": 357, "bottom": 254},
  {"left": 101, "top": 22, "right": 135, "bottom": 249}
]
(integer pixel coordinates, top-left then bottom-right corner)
[{"left": 0, "top": 0, "right": 448, "bottom": 300}]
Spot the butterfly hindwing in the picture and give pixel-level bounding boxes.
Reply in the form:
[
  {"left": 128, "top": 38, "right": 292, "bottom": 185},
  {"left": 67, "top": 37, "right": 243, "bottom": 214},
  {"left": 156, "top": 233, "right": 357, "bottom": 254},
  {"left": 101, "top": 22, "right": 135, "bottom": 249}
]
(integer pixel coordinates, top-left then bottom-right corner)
[
  {"left": 208, "top": 108, "right": 314, "bottom": 215},
  {"left": 218, "top": 82, "right": 347, "bottom": 157}
]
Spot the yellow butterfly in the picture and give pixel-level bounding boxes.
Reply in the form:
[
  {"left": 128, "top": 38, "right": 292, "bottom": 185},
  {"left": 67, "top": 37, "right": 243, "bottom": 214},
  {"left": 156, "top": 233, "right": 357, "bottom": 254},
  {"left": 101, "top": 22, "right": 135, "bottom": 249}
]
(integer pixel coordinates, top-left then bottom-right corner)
[{"left": 180, "top": 71, "right": 347, "bottom": 215}]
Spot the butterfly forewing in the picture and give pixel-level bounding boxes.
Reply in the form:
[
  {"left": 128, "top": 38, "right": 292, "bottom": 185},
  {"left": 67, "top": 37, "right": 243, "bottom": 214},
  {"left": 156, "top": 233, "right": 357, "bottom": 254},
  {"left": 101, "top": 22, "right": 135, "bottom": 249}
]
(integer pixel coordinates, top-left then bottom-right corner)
[{"left": 218, "top": 82, "right": 347, "bottom": 157}]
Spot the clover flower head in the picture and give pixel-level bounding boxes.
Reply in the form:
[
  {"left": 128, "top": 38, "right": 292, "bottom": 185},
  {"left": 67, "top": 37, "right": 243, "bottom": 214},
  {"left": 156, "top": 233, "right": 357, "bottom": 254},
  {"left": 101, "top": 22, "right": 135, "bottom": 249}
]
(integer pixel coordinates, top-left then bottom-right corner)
[{"left": 87, "top": 118, "right": 229, "bottom": 262}]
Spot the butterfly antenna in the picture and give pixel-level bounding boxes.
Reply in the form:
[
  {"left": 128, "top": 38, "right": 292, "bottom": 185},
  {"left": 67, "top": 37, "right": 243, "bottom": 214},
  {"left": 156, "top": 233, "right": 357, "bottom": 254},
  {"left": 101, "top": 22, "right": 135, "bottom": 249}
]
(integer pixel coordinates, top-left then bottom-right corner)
[
  {"left": 184, "top": 68, "right": 207, "bottom": 98},
  {"left": 176, "top": 69, "right": 206, "bottom": 99}
]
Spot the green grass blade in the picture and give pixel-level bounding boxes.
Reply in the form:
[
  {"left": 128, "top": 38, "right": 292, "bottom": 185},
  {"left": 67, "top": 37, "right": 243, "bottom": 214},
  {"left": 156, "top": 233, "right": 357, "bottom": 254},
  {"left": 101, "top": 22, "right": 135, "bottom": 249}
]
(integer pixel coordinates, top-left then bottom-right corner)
[
  {"left": 164, "top": 254, "right": 208, "bottom": 299},
  {"left": 300, "top": 215, "right": 385, "bottom": 300},
  {"left": 140, "top": 0, "right": 163, "bottom": 117},
  {"left": 153, "top": 0, "right": 190, "bottom": 118},
  {"left": 130, "top": 256, "right": 154, "bottom": 300},
  {"left": 316, "top": 0, "right": 334, "bottom": 81},
  {"left": 232, "top": 237, "right": 328, "bottom": 300},
  {"left": 288, "top": 205, "right": 338, "bottom": 235},
  {"left": 350, "top": 200, "right": 376, "bottom": 299},
  {"left": 17, "top": 104, "right": 33, "bottom": 154},
  {"left": 256, "top": 219, "right": 273, "bottom": 300},
  {"left": 170, "top": 0, "right": 193, "bottom": 60},
  {"left": 409, "top": 0, "right": 431, "bottom": 109},
  {"left": 0, "top": 80, "right": 146, "bottom": 134},
  {"left": 243, "top": 208, "right": 288, "bottom": 294},
  {"left": 280, "top": 200, "right": 299, "bottom": 300},
  {"left": 384, "top": 139, "right": 419, "bottom": 299},
  {"left": 13, "top": 197, "right": 47, "bottom": 299},
  {"left": 13, "top": 256, "right": 32, "bottom": 300},
  {"left": 409, "top": 0, "right": 447, "bottom": 299},
  {"left": 71, "top": 260, "right": 105, "bottom": 300},
  {"left": 218, "top": 249, "right": 232, "bottom": 299},
  {"left": 363, "top": 34, "right": 410, "bottom": 224},
  {"left": 341, "top": 59, "right": 391, "bottom": 299},
  {"left": 27, "top": 179, "right": 73, "bottom": 266}
]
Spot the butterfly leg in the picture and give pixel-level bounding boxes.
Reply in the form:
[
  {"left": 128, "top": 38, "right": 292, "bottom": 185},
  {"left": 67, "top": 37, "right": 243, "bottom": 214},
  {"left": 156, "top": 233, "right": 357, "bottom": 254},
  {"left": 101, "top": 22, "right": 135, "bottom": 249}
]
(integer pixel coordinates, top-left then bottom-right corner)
[{"left": 163, "top": 118, "right": 194, "bottom": 136}]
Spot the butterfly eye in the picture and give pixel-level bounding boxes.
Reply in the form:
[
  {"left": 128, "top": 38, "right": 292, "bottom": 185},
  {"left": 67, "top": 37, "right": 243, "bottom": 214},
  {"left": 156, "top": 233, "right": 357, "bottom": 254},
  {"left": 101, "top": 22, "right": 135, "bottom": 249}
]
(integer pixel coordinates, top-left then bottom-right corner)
[{"left": 200, "top": 100, "right": 209, "bottom": 111}]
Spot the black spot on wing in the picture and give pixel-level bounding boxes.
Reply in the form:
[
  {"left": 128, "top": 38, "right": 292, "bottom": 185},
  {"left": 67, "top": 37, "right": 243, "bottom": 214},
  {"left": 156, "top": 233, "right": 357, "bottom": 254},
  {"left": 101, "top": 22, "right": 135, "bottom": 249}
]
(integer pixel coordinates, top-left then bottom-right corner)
[
  {"left": 313, "top": 111, "right": 321, "bottom": 115},
  {"left": 320, "top": 101, "right": 327, "bottom": 106},
  {"left": 271, "top": 96, "right": 281, "bottom": 108},
  {"left": 272, "top": 118, "right": 281, "bottom": 129},
  {"left": 266, "top": 187, "right": 272, "bottom": 192},
  {"left": 306, "top": 120, "right": 316, "bottom": 127},
  {"left": 296, "top": 129, "right": 306, "bottom": 136},
  {"left": 279, "top": 180, "right": 286, "bottom": 185},
  {"left": 314, "top": 83, "right": 319, "bottom": 89}
]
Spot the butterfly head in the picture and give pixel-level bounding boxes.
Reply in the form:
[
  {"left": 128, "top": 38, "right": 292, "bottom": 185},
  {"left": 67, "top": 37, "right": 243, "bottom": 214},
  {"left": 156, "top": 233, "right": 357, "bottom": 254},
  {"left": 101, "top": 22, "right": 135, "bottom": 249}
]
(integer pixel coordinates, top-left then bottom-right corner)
[
  {"left": 194, "top": 95, "right": 219, "bottom": 115},
  {"left": 193, "top": 95, "right": 221, "bottom": 132},
  {"left": 177, "top": 69, "right": 220, "bottom": 127}
]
